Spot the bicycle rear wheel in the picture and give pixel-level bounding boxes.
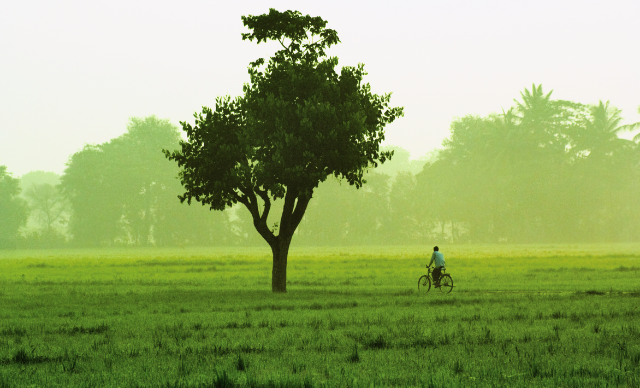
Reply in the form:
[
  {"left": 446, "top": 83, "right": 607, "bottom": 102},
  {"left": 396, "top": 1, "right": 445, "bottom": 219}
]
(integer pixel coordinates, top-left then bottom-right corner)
[
  {"left": 418, "top": 275, "right": 431, "bottom": 292},
  {"left": 438, "top": 274, "right": 453, "bottom": 293}
]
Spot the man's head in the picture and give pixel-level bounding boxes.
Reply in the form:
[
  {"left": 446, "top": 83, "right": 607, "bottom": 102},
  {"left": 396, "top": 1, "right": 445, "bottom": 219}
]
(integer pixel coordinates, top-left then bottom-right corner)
[{"left": 433, "top": 246, "right": 439, "bottom": 251}]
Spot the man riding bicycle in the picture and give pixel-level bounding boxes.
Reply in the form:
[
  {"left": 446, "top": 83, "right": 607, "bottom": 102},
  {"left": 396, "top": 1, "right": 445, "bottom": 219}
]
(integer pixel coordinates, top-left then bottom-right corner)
[{"left": 428, "top": 246, "right": 445, "bottom": 286}]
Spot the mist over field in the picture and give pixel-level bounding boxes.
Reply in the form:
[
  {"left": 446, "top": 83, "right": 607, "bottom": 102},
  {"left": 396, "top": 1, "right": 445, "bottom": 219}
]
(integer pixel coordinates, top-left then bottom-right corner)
[{"left": 1, "top": 83, "right": 639, "bottom": 249}]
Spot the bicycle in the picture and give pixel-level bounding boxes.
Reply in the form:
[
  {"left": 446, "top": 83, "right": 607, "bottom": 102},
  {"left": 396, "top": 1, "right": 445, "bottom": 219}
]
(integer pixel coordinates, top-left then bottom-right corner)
[{"left": 418, "top": 265, "right": 454, "bottom": 293}]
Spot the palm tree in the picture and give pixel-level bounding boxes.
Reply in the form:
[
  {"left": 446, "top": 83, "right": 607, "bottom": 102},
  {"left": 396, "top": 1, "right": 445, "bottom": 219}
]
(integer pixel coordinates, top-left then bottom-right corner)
[
  {"left": 514, "top": 84, "right": 555, "bottom": 124},
  {"left": 513, "top": 84, "right": 555, "bottom": 143},
  {"left": 488, "top": 107, "right": 526, "bottom": 166},
  {"left": 577, "top": 101, "right": 640, "bottom": 156}
]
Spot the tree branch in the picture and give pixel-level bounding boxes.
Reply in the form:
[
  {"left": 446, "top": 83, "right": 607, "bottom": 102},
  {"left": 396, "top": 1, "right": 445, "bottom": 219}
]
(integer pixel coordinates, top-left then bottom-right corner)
[
  {"left": 279, "top": 187, "right": 313, "bottom": 237},
  {"left": 232, "top": 190, "right": 249, "bottom": 208},
  {"left": 278, "top": 38, "right": 292, "bottom": 55},
  {"left": 255, "top": 188, "right": 272, "bottom": 223},
  {"left": 239, "top": 186, "right": 276, "bottom": 245},
  {"left": 279, "top": 186, "right": 298, "bottom": 236},
  {"left": 289, "top": 192, "right": 311, "bottom": 232}
]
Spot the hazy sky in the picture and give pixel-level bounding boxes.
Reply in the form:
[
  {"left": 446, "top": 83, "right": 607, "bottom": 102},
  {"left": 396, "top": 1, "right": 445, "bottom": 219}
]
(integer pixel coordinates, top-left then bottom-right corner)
[{"left": 1, "top": 0, "right": 639, "bottom": 177}]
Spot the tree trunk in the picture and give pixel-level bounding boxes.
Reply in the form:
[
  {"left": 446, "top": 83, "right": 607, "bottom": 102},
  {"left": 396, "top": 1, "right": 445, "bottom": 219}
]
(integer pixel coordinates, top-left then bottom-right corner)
[
  {"left": 270, "top": 236, "right": 291, "bottom": 293},
  {"left": 242, "top": 188, "right": 311, "bottom": 293}
]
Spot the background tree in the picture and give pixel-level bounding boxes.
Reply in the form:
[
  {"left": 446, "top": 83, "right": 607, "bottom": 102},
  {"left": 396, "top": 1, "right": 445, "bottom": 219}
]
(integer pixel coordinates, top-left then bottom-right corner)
[
  {"left": 61, "top": 143, "right": 123, "bottom": 246},
  {"left": 23, "top": 183, "right": 68, "bottom": 245},
  {"left": 568, "top": 102, "right": 640, "bottom": 241},
  {"left": 20, "top": 171, "right": 62, "bottom": 188},
  {"left": 0, "top": 166, "right": 28, "bottom": 249},
  {"left": 285, "top": 169, "right": 393, "bottom": 247},
  {"left": 415, "top": 85, "right": 640, "bottom": 243},
  {"left": 18, "top": 171, "right": 69, "bottom": 247},
  {"left": 294, "top": 146, "right": 422, "bottom": 246},
  {"left": 572, "top": 101, "right": 640, "bottom": 158},
  {"left": 165, "top": 9, "right": 403, "bottom": 292},
  {"left": 62, "top": 116, "right": 230, "bottom": 247},
  {"left": 387, "top": 171, "right": 420, "bottom": 243}
]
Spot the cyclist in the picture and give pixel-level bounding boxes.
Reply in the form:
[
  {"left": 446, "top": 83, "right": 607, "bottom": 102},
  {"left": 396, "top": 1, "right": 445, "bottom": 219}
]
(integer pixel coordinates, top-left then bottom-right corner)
[{"left": 428, "top": 246, "right": 445, "bottom": 286}]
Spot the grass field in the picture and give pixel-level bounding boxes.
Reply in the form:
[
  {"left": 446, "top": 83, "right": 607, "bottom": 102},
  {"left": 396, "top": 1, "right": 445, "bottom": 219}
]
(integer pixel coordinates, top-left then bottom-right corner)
[{"left": 0, "top": 244, "right": 639, "bottom": 387}]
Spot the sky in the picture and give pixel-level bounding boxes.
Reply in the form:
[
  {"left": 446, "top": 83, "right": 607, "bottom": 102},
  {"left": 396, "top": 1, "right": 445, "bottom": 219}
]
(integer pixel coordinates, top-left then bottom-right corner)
[{"left": 1, "top": 0, "right": 639, "bottom": 177}]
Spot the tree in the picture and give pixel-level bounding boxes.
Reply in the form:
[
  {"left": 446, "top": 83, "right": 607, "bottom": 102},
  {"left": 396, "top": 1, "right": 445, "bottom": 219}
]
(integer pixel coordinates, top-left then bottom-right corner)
[
  {"left": 415, "top": 85, "right": 640, "bottom": 243},
  {"left": 61, "top": 143, "right": 124, "bottom": 246},
  {"left": 164, "top": 9, "right": 403, "bottom": 292},
  {"left": 387, "top": 172, "right": 420, "bottom": 243},
  {"left": 62, "top": 116, "right": 230, "bottom": 247},
  {"left": 20, "top": 170, "right": 62, "bottom": 189},
  {"left": 23, "top": 183, "right": 68, "bottom": 241},
  {"left": 569, "top": 102, "right": 640, "bottom": 241},
  {"left": 18, "top": 171, "right": 69, "bottom": 246},
  {"left": 0, "top": 166, "right": 28, "bottom": 249},
  {"left": 572, "top": 101, "right": 640, "bottom": 158}
]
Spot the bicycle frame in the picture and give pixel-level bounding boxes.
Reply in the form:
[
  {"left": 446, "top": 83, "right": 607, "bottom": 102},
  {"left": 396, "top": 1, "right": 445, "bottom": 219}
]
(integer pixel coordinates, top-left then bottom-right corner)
[{"left": 419, "top": 265, "right": 454, "bottom": 293}]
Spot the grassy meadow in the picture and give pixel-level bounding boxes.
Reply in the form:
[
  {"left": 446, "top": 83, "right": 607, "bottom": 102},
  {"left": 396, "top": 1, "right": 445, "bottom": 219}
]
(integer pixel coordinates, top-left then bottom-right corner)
[{"left": 0, "top": 244, "right": 639, "bottom": 387}]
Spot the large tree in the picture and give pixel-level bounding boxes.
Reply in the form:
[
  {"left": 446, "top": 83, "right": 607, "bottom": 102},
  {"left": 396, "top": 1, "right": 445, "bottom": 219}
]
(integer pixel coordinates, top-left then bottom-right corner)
[{"left": 164, "top": 9, "right": 403, "bottom": 292}]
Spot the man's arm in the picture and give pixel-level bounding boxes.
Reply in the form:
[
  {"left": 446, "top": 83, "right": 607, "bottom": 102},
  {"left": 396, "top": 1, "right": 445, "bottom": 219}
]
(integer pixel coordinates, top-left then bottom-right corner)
[{"left": 428, "top": 252, "right": 435, "bottom": 267}]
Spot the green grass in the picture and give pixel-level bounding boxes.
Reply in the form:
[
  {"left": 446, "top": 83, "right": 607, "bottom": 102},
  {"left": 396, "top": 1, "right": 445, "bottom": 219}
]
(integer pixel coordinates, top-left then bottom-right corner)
[{"left": 0, "top": 244, "right": 639, "bottom": 387}]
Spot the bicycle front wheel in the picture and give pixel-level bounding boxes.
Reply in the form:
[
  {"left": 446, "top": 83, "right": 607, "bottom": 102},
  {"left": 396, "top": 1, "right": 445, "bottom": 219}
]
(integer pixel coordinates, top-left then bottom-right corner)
[
  {"left": 418, "top": 275, "right": 431, "bottom": 292},
  {"left": 438, "top": 274, "right": 454, "bottom": 293}
]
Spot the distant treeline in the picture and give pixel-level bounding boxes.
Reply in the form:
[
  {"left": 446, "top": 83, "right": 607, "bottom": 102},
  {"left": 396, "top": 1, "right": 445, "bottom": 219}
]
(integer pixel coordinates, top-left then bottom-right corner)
[
  {"left": 417, "top": 85, "right": 640, "bottom": 243},
  {"left": 1, "top": 85, "right": 639, "bottom": 248}
]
